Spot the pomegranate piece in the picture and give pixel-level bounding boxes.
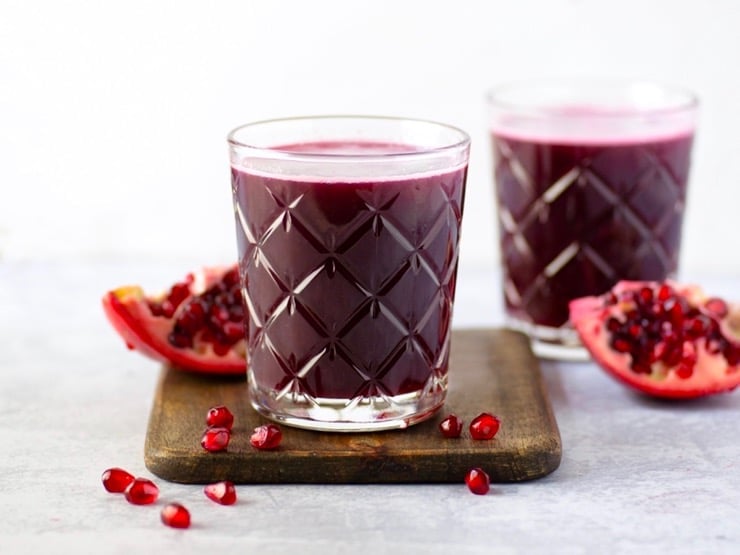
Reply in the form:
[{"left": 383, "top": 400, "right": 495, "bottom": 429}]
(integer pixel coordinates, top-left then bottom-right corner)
[
  {"left": 569, "top": 280, "right": 740, "bottom": 399},
  {"left": 469, "top": 413, "right": 501, "bottom": 440},
  {"left": 465, "top": 467, "right": 490, "bottom": 495},
  {"left": 201, "top": 427, "right": 231, "bottom": 452},
  {"left": 102, "top": 265, "right": 247, "bottom": 375},
  {"left": 206, "top": 405, "right": 234, "bottom": 430},
  {"left": 204, "top": 481, "right": 237, "bottom": 505},
  {"left": 161, "top": 503, "right": 191, "bottom": 529},
  {"left": 438, "top": 414, "right": 463, "bottom": 438},
  {"left": 101, "top": 467, "right": 135, "bottom": 493},
  {"left": 124, "top": 478, "right": 159, "bottom": 505},
  {"left": 249, "top": 423, "right": 282, "bottom": 450}
]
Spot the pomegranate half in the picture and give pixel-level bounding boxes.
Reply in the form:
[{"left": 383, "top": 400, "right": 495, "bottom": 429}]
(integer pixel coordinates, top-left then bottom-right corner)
[
  {"left": 569, "top": 280, "right": 740, "bottom": 399},
  {"left": 102, "top": 265, "right": 247, "bottom": 375}
]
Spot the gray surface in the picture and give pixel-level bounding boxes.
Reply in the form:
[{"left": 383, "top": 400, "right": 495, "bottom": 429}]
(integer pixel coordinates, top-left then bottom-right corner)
[{"left": 1, "top": 260, "right": 738, "bottom": 554}]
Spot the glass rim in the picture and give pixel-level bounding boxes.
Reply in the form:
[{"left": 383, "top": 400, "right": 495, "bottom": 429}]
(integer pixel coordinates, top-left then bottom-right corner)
[
  {"left": 227, "top": 115, "right": 471, "bottom": 163},
  {"left": 486, "top": 78, "right": 699, "bottom": 119}
]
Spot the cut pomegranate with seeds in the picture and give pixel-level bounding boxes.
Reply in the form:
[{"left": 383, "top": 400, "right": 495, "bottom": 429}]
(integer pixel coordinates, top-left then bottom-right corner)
[
  {"left": 201, "top": 427, "right": 231, "bottom": 452},
  {"left": 465, "top": 467, "right": 490, "bottom": 495},
  {"left": 249, "top": 423, "right": 282, "bottom": 450},
  {"left": 204, "top": 481, "right": 237, "bottom": 505},
  {"left": 206, "top": 405, "right": 234, "bottom": 430},
  {"left": 569, "top": 280, "right": 740, "bottom": 399},
  {"left": 161, "top": 503, "right": 191, "bottom": 529},
  {"left": 438, "top": 414, "right": 463, "bottom": 438},
  {"left": 124, "top": 477, "right": 159, "bottom": 505},
  {"left": 102, "top": 265, "right": 247, "bottom": 375},
  {"left": 101, "top": 467, "right": 135, "bottom": 493},
  {"left": 469, "top": 413, "right": 501, "bottom": 440}
]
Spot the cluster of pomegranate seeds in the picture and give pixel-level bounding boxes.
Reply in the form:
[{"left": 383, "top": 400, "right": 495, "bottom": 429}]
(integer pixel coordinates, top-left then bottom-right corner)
[
  {"left": 201, "top": 426, "right": 231, "bottom": 452},
  {"left": 161, "top": 503, "right": 191, "bottom": 529},
  {"left": 124, "top": 477, "right": 160, "bottom": 505},
  {"left": 438, "top": 414, "right": 464, "bottom": 438},
  {"left": 148, "top": 267, "right": 246, "bottom": 357},
  {"left": 201, "top": 404, "right": 236, "bottom": 452},
  {"left": 469, "top": 413, "right": 501, "bottom": 440},
  {"left": 102, "top": 466, "right": 239, "bottom": 529},
  {"left": 249, "top": 423, "right": 282, "bottom": 450},
  {"left": 206, "top": 405, "right": 235, "bottom": 430},
  {"left": 204, "top": 481, "right": 237, "bottom": 505},
  {"left": 603, "top": 282, "right": 740, "bottom": 377},
  {"left": 101, "top": 467, "right": 135, "bottom": 493},
  {"left": 465, "top": 467, "right": 491, "bottom": 495},
  {"left": 148, "top": 276, "right": 194, "bottom": 318}
]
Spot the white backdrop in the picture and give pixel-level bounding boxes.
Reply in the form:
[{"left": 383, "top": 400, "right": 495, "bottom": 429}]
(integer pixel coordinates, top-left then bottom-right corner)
[{"left": 2, "top": 0, "right": 739, "bottom": 276}]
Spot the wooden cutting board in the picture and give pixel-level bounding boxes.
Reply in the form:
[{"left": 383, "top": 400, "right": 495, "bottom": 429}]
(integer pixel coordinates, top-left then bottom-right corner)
[{"left": 144, "top": 328, "right": 561, "bottom": 484}]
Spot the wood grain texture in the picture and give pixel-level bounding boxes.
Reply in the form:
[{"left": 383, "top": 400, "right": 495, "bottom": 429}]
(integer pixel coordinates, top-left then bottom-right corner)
[{"left": 144, "top": 328, "right": 561, "bottom": 484}]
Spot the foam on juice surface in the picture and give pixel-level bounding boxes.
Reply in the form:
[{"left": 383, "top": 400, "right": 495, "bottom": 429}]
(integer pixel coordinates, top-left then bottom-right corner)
[
  {"left": 491, "top": 105, "right": 696, "bottom": 145},
  {"left": 232, "top": 140, "right": 467, "bottom": 183}
]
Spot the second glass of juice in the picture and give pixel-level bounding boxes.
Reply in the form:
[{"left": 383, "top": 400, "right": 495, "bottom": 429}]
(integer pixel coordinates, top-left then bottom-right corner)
[
  {"left": 228, "top": 116, "right": 470, "bottom": 431},
  {"left": 488, "top": 80, "right": 698, "bottom": 360}
]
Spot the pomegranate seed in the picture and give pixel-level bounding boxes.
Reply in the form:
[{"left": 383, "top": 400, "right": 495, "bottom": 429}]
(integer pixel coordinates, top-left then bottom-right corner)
[
  {"left": 606, "top": 317, "right": 622, "bottom": 332},
  {"left": 704, "top": 297, "right": 729, "bottom": 318},
  {"left": 101, "top": 467, "right": 135, "bottom": 493},
  {"left": 249, "top": 423, "right": 282, "bottom": 450},
  {"left": 469, "top": 413, "right": 501, "bottom": 440},
  {"left": 438, "top": 414, "right": 463, "bottom": 438},
  {"left": 656, "top": 283, "right": 674, "bottom": 301},
  {"left": 223, "top": 321, "right": 245, "bottom": 341},
  {"left": 124, "top": 478, "right": 159, "bottom": 505},
  {"left": 724, "top": 343, "right": 740, "bottom": 366},
  {"left": 204, "top": 481, "right": 237, "bottom": 505},
  {"left": 465, "top": 467, "right": 490, "bottom": 495},
  {"left": 161, "top": 503, "right": 191, "bottom": 529},
  {"left": 637, "top": 286, "right": 653, "bottom": 305},
  {"left": 160, "top": 300, "right": 176, "bottom": 318},
  {"left": 611, "top": 336, "right": 632, "bottom": 353},
  {"left": 206, "top": 405, "right": 234, "bottom": 430},
  {"left": 676, "top": 363, "right": 693, "bottom": 379},
  {"left": 201, "top": 427, "right": 231, "bottom": 452}
]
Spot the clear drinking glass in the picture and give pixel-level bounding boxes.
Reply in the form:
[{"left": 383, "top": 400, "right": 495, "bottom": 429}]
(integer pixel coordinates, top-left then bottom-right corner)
[
  {"left": 228, "top": 116, "right": 470, "bottom": 431},
  {"left": 488, "top": 80, "right": 698, "bottom": 360}
]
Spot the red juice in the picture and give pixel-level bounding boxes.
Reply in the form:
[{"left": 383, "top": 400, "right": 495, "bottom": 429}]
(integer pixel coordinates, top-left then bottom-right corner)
[
  {"left": 231, "top": 141, "right": 467, "bottom": 400},
  {"left": 491, "top": 127, "right": 694, "bottom": 330}
]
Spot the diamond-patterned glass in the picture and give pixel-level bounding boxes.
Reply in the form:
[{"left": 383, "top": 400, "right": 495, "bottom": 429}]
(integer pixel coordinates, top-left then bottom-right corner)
[
  {"left": 232, "top": 167, "right": 467, "bottom": 407},
  {"left": 492, "top": 133, "right": 694, "bottom": 332}
]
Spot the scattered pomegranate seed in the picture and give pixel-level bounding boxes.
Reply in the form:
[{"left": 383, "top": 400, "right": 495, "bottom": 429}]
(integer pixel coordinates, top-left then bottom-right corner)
[
  {"left": 438, "top": 414, "right": 463, "bottom": 438},
  {"left": 465, "top": 467, "right": 490, "bottom": 495},
  {"left": 249, "top": 423, "right": 282, "bottom": 450},
  {"left": 161, "top": 503, "right": 191, "bottom": 529},
  {"left": 201, "top": 427, "right": 231, "bottom": 452},
  {"left": 124, "top": 477, "right": 159, "bottom": 505},
  {"left": 101, "top": 467, "right": 135, "bottom": 493},
  {"left": 206, "top": 405, "right": 234, "bottom": 430},
  {"left": 204, "top": 481, "right": 237, "bottom": 505},
  {"left": 469, "top": 413, "right": 501, "bottom": 440}
]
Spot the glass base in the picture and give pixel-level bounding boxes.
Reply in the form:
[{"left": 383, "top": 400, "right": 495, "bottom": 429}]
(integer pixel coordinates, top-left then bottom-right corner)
[
  {"left": 248, "top": 374, "right": 447, "bottom": 432},
  {"left": 505, "top": 316, "right": 591, "bottom": 362}
]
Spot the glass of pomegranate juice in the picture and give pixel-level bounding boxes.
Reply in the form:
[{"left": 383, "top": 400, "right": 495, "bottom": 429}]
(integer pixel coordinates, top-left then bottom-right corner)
[
  {"left": 228, "top": 116, "right": 470, "bottom": 431},
  {"left": 488, "top": 80, "right": 698, "bottom": 360}
]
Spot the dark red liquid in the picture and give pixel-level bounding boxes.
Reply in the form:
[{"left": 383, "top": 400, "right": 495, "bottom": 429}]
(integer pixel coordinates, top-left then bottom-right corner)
[
  {"left": 492, "top": 132, "right": 693, "bottom": 329},
  {"left": 232, "top": 143, "right": 467, "bottom": 399}
]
